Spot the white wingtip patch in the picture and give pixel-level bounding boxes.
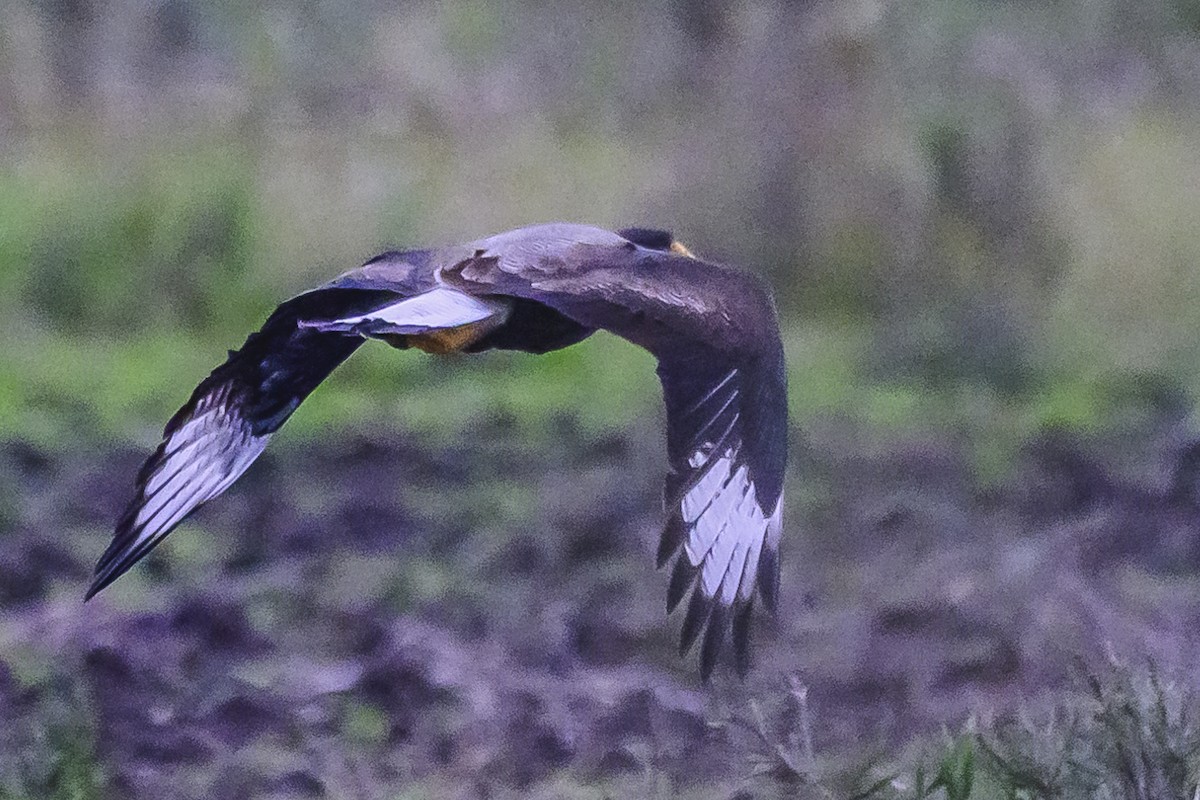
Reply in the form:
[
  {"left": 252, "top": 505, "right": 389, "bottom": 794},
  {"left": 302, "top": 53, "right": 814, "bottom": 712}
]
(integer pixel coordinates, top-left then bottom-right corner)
[
  {"left": 680, "top": 447, "right": 777, "bottom": 605},
  {"left": 128, "top": 411, "right": 268, "bottom": 559},
  {"left": 740, "top": 495, "right": 782, "bottom": 603}
]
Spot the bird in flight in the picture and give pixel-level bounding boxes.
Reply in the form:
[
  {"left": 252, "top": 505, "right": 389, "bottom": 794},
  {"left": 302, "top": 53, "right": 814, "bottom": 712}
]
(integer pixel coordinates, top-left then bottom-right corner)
[{"left": 87, "top": 223, "right": 788, "bottom": 679}]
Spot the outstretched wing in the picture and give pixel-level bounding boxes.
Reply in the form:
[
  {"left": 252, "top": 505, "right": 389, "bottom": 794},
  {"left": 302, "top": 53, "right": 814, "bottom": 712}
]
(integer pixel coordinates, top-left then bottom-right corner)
[
  {"left": 86, "top": 286, "right": 403, "bottom": 599},
  {"left": 443, "top": 232, "right": 787, "bottom": 679},
  {"left": 656, "top": 343, "right": 785, "bottom": 679}
]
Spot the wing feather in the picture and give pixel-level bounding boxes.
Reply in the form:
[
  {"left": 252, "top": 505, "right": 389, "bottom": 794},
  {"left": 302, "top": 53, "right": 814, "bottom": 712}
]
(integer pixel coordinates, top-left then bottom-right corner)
[
  {"left": 442, "top": 236, "right": 788, "bottom": 678},
  {"left": 94, "top": 227, "right": 789, "bottom": 682},
  {"left": 658, "top": 349, "right": 785, "bottom": 678},
  {"left": 87, "top": 287, "right": 404, "bottom": 599}
]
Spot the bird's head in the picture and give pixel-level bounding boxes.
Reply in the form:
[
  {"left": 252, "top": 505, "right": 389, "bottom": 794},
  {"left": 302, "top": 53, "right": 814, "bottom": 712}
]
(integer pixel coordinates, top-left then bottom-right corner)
[{"left": 618, "top": 227, "right": 696, "bottom": 258}]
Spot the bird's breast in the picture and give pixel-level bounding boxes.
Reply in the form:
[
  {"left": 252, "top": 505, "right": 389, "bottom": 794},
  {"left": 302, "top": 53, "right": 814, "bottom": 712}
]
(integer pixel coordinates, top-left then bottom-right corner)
[{"left": 408, "top": 317, "right": 507, "bottom": 354}]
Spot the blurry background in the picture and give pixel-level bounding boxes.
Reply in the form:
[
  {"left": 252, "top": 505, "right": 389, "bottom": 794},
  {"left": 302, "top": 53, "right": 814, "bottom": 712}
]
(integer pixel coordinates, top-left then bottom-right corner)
[{"left": 4, "top": 1, "right": 1200, "bottom": 798}]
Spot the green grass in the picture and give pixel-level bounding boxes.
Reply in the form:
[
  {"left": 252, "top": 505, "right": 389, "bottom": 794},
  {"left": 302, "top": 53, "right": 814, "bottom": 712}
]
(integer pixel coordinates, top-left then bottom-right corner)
[
  {"left": 0, "top": 298, "right": 1180, "bottom": 492},
  {"left": 721, "top": 660, "right": 1200, "bottom": 800},
  {"left": 0, "top": 669, "right": 105, "bottom": 800},
  {"left": 5, "top": 655, "right": 1199, "bottom": 799},
  {"left": 6, "top": 6, "right": 1200, "bottom": 796},
  {"left": 3, "top": 113, "right": 1200, "bottom": 474}
]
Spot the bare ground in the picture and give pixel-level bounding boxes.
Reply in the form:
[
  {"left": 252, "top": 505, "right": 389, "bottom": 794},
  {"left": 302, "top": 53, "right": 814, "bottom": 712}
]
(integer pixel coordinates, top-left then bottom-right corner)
[{"left": 4, "top": 415, "right": 1200, "bottom": 798}]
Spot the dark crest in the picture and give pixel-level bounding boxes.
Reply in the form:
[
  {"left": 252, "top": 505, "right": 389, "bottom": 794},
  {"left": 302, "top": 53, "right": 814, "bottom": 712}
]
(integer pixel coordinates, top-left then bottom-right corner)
[{"left": 618, "top": 227, "right": 675, "bottom": 251}]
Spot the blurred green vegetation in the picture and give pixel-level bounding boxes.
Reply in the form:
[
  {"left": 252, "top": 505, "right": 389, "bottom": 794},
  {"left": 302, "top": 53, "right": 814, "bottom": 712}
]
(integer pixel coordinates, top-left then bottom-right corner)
[
  {"left": 3, "top": 1, "right": 1200, "bottom": 792},
  {"left": 8, "top": 654, "right": 1198, "bottom": 799},
  {"left": 711, "top": 660, "right": 1200, "bottom": 799},
  {"left": 0, "top": 669, "right": 104, "bottom": 800},
  {"left": 0, "top": 46, "right": 1191, "bottom": 483},
  {"left": 1, "top": 119, "right": 1198, "bottom": 486},
  {"left": 0, "top": 1, "right": 1198, "bottom": 483}
]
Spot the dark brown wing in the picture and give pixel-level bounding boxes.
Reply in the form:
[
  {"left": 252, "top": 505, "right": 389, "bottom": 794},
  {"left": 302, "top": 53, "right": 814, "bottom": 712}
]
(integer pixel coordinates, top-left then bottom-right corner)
[
  {"left": 443, "top": 232, "right": 787, "bottom": 679},
  {"left": 86, "top": 272, "right": 429, "bottom": 599},
  {"left": 657, "top": 341, "right": 785, "bottom": 678}
]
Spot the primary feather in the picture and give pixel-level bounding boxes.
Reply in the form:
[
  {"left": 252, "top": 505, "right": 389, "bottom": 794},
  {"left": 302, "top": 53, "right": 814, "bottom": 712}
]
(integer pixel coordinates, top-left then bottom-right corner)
[{"left": 89, "top": 224, "right": 788, "bottom": 680}]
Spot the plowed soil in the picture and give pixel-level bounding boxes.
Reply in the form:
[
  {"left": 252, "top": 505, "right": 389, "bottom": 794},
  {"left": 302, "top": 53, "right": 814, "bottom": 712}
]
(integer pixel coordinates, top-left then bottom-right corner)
[{"left": 4, "top": 417, "right": 1200, "bottom": 797}]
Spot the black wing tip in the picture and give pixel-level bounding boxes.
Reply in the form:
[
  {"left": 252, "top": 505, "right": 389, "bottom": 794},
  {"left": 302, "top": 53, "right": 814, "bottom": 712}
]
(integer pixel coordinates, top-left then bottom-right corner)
[
  {"left": 732, "top": 599, "right": 755, "bottom": 678},
  {"left": 699, "top": 604, "right": 728, "bottom": 682},
  {"left": 757, "top": 547, "right": 780, "bottom": 614},
  {"left": 617, "top": 227, "right": 674, "bottom": 251},
  {"left": 85, "top": 538, "right": 135, "bottom": 600},
  {"left": 656, "top": 515, "right": 686, "bottom": 570},
  {"left": 83, "top": 572, "right": 113, "bottom": 602},
  {"left": 666, "top": 556, "right": 697, "bottom": 613},
  {"left": 85, "top": 538, "right": 137, "bottom": 601},
  {"left": 690, "top": 600, "right": 756, "bottom": 682},
  {"left": 668, "top": 558, "right": 762, "bottom": 680},
  {"left": 86, "top": 495, "right": 170, "bottom": 603},
  {"left": 678, "top": 586, "right": 711, "bottom": 657}
]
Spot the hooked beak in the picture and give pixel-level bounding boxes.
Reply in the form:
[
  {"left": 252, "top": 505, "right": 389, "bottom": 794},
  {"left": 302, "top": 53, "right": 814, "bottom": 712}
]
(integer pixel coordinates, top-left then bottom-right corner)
[{"left": 670, "top": 241, "right": 695, "bottom": 258}]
